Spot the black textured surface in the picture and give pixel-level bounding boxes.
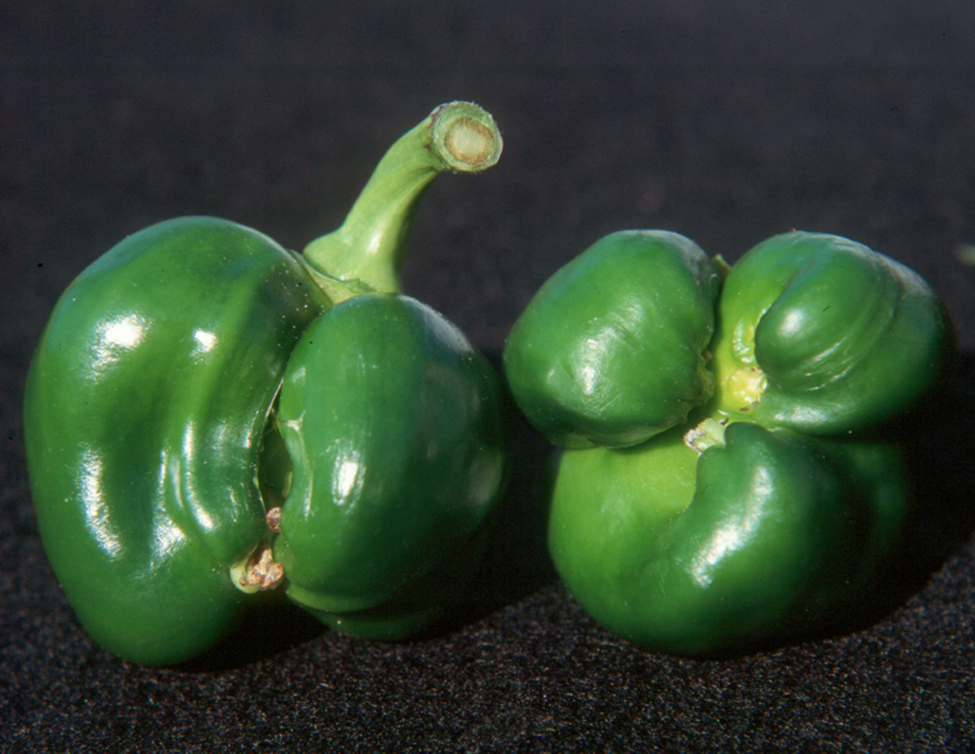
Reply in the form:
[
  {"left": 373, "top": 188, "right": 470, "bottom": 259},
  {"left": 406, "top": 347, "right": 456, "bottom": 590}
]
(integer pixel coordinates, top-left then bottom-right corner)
[{"left": 3, "top": 2, "right": 975, "bottom": 751}]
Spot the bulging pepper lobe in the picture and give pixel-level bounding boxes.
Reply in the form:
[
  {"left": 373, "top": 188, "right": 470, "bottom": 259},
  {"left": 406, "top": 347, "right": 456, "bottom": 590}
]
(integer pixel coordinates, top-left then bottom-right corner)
[
  {"left": 23, "top": 217, "right": 331, "bottom": 665},
  {"left": 710, "top": 231, "right": 953, "bottom": 432},
  {"left": 267, "top": 293, "right": 507, "bottom": 635},
  {"left": 503, "top": 230, "right": 720, "bottom": 449}
]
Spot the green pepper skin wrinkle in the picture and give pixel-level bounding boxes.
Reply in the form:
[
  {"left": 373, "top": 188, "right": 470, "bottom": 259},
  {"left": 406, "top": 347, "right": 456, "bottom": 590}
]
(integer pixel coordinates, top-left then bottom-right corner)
[
  {"left": 505, "top": 229, "right": 953, "bottom": 656},
  {"left": 24, "top": 101, "right": 506, "bottom": 665}
]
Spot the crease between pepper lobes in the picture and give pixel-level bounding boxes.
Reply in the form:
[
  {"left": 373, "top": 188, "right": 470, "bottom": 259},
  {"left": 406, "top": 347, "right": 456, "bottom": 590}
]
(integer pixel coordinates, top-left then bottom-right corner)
[
  {"left": 24, "top": 101, "right": 506, "bottom": 665},
  {"left": 503, "top": 229, "right": 954, "bottom": 656}
]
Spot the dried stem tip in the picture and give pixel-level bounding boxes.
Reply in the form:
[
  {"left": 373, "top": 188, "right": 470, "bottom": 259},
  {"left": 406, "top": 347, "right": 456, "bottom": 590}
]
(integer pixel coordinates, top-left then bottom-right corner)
[{"left": 231, "top": 543, "right": 284, "bottom": 594}]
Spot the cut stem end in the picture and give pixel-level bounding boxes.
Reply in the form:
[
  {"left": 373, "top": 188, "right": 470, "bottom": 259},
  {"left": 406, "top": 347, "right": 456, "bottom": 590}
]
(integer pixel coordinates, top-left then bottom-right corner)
[{"left": 431, "top": 102, "right": 503, "bottom": 173}]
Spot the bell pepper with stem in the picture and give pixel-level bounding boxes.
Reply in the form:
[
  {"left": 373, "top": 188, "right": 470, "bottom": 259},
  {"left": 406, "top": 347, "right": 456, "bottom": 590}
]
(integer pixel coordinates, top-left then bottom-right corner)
[
  {"left": 24, "top": 101, "right": 507, "bottom": 665},
  {"left": 503, "top": 229, "right": 954, "bottom": 655}
]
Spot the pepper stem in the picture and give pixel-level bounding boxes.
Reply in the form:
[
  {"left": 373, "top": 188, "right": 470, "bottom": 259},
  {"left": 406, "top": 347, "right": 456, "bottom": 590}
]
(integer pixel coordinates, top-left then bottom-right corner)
[{"left": 302, "top": 101, "right": 502, "bottom": 298}]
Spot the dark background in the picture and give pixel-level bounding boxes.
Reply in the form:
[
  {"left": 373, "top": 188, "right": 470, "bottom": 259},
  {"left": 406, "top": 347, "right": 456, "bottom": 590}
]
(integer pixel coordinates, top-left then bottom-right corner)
[{"left": 3, "top": 1, "right": 975, "bottom": 751}]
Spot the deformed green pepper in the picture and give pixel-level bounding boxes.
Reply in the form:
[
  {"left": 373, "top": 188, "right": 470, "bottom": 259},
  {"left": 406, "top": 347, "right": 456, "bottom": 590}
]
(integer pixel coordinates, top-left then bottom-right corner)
[
  {"left": 504, "top": 229, "right": 954, "bottom": 655},
  {"left": 24, "top": 102, "right": 507, "bottom": 665}
]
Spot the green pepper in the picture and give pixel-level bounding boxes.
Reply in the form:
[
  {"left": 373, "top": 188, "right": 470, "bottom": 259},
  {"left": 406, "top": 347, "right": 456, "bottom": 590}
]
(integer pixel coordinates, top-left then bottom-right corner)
[
  {"left": 24, "top": 102, "right": 507, "bottom": 665},
  {"left": 503, "top": 230, "right": 954, "bottom": 655}
]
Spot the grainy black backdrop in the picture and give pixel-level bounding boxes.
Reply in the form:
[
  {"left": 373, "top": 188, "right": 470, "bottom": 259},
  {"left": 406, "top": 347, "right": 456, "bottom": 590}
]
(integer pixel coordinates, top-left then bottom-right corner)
[{"left": 3, "top": 1, "right": 974, "bottom": 751}]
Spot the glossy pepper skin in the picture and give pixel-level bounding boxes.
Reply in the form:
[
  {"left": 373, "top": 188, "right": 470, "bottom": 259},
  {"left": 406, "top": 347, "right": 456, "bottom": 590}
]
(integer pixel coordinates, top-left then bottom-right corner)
[
  {"left": 503, "top": 231, "right": 720, "bottom": 449},
  {"left": 504, "top": 230, "right": 954, "bottom": 656},
  {"left": 24, "top": 102, "right": 507, "bottom": 665},
  {"left": 268, "top": 293, "right": 506, "bottom": 640}
]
